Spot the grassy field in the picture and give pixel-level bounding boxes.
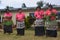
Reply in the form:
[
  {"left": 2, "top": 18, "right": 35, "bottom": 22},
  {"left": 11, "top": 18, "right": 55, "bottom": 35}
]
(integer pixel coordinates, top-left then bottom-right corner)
[{"left": 0, "top": 29, "right": 60, "bottom": 40}]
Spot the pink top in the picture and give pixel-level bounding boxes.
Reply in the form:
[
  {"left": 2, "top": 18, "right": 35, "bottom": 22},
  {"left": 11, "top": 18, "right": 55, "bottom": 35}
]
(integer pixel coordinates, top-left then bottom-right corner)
[
  {"left": 4, "top": 12, "right": 12, "bottom": 20},
  {"left": 16, "top": 12, "right": 25, "bottom": 21},
  {"left": 45, "top": 9, "right": 57, "bottom": 16},
  {"left": 45, "top": 9, "right": 57, "bottom": 20},
  {"left": 4, "top": 12, "right": 12, "bottom": 17},
  {"left": 34, "top": 10, "right": 44, "bottom": 19}
]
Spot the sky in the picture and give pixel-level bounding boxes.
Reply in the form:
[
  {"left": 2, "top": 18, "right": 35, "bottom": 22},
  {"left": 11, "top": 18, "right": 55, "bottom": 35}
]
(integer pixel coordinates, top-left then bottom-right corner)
[{"left": 0, "top": 0, "right": 60, "bottom": 9}]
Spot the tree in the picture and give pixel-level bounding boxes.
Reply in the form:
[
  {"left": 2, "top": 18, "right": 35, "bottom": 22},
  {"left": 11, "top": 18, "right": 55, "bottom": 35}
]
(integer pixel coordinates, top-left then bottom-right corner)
[
  {"left": 6, "top": 6, "right": 9, "bottom": 9},
  {"left": 46, "top": 3, "right": 50, "bottom": 6},
  {"left": 37, "top": 1, "right": 44, "bottom": 7},
  {"left": 22, "top": 3, "right": 26, "bottom": 8}
]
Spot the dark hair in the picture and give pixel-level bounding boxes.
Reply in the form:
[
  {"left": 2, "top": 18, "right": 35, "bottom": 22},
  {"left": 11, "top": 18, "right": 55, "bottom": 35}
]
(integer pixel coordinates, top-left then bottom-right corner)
[
  {"left": 18, "top": 8, "right": 22, "bottom": 11},
  {"left": 5, "top": 9, "right": 10, "bottom": 12},
  {"left": 48, "top": 4, "right": 53, "bottom": 9},
  {"left": 36, "top": 6, "right": 41, "bottom": 10}
]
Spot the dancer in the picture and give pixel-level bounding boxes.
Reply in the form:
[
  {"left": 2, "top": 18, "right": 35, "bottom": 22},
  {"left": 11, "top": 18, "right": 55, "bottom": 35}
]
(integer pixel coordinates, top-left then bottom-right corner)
[
  {"left": 16, "top": 8, "right": 25, "bottom": 35},
  {"left": 3, "top": 9, "right": 13, "bottom": 34},
  {"left": 45, "top": 5, "right": 58, "bottom": 37},
  {"left": 34, "top": 6, "right": 45, "bottom": 36}
]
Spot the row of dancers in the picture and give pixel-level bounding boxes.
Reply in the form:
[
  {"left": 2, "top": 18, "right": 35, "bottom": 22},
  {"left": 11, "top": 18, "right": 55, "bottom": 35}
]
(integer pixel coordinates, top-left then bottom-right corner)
[{"left": 2, "top": 5, "right": 58, "bottom": 37}]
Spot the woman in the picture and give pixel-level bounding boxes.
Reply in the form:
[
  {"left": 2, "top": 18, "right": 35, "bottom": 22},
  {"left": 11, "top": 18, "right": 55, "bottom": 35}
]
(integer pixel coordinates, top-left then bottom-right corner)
[
  {"left": 34, "top": 7, "right": 45, "bottom": 36},
  {"left": 16, "top": 8, "right": 25, "bottom": 35},
  {"left": 45, "top": 5, "right": 58, "bottom": 37},
  {"left": 3, "top": 9, "right": 13, "bottom": 34}
]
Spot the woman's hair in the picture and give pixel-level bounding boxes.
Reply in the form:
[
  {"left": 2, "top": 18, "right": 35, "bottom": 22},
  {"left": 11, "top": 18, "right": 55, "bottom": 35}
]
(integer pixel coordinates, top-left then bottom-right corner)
[
  {"left": 36, "top": 6, "right": 41, "bottom": 10},
  {"left": 48, "top": 4, "right": 53, "bottom": 9},
  {"left": 5, "top": 9, "right": 10, "bottom": 12},
  {"left": 18, "top": 8, "right": 22, "bottom": 11}
]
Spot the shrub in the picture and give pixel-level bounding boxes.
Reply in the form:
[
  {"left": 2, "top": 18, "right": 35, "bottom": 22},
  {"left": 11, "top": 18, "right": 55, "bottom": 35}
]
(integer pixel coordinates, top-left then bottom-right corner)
[
  {"left": 25, "top": 16, "right": 30, "bottom": 29},
  {"left": 24, "top": 16, "right": 36, "bottom": 29}
]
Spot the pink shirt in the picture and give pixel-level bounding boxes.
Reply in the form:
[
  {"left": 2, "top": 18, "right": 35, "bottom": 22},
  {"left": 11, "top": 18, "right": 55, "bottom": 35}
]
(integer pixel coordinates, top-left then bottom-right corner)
[
  {"left": 45, "top": 9, "right": 57, "bottom": 20},
  {"left": 16, "top": 12, "right": 25, "bottom": 21},
  {"left": 4, "top": 12, "right": 12, "bottom": 17},
  {"left": 34, "top": 10, "right": 44, "bottom": 19},
  {"left": 45, "top": 9, "right": 57, "bottom": 16}
]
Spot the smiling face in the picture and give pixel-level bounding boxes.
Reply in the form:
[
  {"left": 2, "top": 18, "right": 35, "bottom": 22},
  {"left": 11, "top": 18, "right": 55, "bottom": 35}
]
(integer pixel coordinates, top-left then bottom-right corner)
[
  {"left": 36, "top": 7, "right": 41, "bottom": 11},
  {"left": 18, "top": 8, "right": 22, "bottom": 13},
  {"left": 48, "top": 5, "right": 53, "bottom": 11},
  {"left": 37, "top": 8, "right": 40, "bottom": 11},
  {"left": 48, "top": 7, "right": 52, "bottom": 11},
  {"left": 19, "top": 10, "right": 22, "bottom": 13},
  {"left": 6, "top": 9, "right": 10, "bottom": 13}
]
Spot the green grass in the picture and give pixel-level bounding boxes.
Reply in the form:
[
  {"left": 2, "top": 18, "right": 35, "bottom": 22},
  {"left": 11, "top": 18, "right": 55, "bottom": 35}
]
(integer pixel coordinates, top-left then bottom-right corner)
[{"left": 0, "top": 29, "right": 60, "bottom": 40}]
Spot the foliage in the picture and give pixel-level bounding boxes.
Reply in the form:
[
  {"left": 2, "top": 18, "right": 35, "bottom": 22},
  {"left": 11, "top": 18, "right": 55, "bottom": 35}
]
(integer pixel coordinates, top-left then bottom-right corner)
[
  {"left": 24, "top": 16, "right": 36, "bottom": 29},
  {"left": 22, "top": 3, "right": 26, "bottom": 8},
  {"left": 45, "top": 13, "right": 56, "bottom": 22},
  {"left": 46, "top": 3, "right": 50, "bottom": 7},
  {"left": 37, "top": 1, "right": 43, "bottom": 7},
  {"left": 25, "top": 16, "right": 30, "bottom": 29}
]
